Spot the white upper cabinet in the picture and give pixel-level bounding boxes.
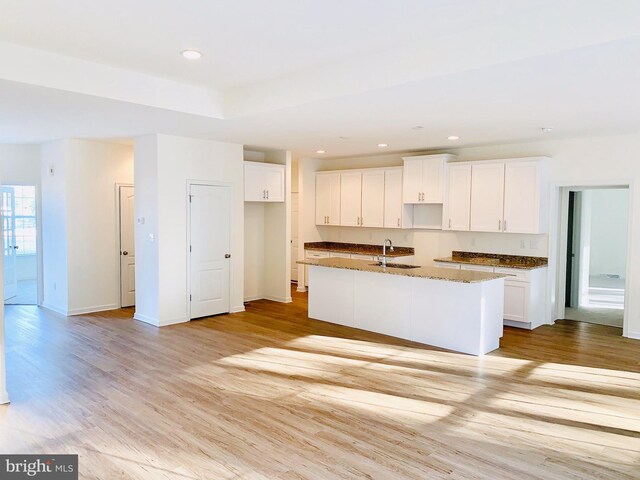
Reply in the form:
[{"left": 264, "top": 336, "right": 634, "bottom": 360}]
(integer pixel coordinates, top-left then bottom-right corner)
[
  {"left": 316, "top": 172, "right": 341, "bottom": 225},
  {"left": 361, "top": 170, "right": 385, "bottom": 228},
  {"left": 503, "top": 160, "right": 548, "bottom": 234},
  {"left": 244, "top": 161, "right": 285, "bottom": 202},
  {"left": 340, "top": 171, "right": 363, "bottom": 227},
  {"left": 470, "top": 163, "right": 505, "bottom": 232},
  {"left": 443, "top": 164, "right": 472, "bottom": 231},
  {"left": 384, "top": 168, "right": 404, "bottom": 228},
  {"left": 402, "top": 154, "right": 452, "bottom": 204}
]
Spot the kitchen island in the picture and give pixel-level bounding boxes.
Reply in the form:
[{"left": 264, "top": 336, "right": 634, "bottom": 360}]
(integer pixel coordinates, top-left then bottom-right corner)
[{"left": 299, "top": 257, "right": 506, "bottom": 355}]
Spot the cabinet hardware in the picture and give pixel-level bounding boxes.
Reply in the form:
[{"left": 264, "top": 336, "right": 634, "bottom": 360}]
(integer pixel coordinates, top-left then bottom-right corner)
[
  {"left": 417, "top": 192, "right": 420, "bottom": 202},
  {"left": 504, "top": 220, "right": 507, "bottom": 231},
  {"left": 498, "top": 219, "right": 501, "bottom": 230},
  {"left": 422, "top": 192, "right": 425, "bottom": 201},
  {"left": 225, "top": 254, "right": 231, "bottom": 258},
  {"left": 266, "top": 190, "right": 269, "bottom": 199},
  {"left": 263, "top": 190, "right": 266, "bottom": 199},
  {"left": 397, "top": 218, "right": 400, "bottom": 227},
  {"left": 449, "top": 218, "right": 452, "bottom": 229},
  {"left": 361, "top": 217, "right": 364, "bottom": 226}
]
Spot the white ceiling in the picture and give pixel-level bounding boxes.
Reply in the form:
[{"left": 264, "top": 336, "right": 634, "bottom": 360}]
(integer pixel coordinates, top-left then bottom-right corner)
[{"left": 0, "top": 0, "right": 639, "bottom": 157}]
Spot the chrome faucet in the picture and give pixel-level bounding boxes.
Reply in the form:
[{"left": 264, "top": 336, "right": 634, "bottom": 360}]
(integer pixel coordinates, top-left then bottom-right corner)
[{"left": 381, "top": 238, "right": 394, "bottom": 267}]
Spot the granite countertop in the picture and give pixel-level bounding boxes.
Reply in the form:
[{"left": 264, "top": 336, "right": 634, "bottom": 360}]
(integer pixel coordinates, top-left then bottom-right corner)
[
  {"left": 298, "top": 257, "right": 506, "bottom": 283},
  {"left": 434, "top": 251, "right": 548, "bottom": 270},
  {"left": 305, "top": 241, "right": 414, "bottom": 257}
]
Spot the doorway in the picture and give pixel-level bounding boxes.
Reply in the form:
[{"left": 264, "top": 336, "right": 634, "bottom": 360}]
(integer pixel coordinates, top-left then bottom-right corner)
[
  {"left": 2, "top": 185, "right": 38, "bottom": 305},
  {"left": 119, "top": 185, "right": 135, "bottom": 308},
  {"left": 563, "top": 187, "right": 628, "bottom": 328},
  {"left": 188, "top": 183, "right": 231, "bottom": 319}
]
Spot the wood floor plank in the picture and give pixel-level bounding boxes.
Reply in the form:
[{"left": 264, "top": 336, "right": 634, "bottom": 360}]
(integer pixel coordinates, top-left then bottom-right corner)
[{"left": 1, "top": 288, "right": 639, "bottom": 479}]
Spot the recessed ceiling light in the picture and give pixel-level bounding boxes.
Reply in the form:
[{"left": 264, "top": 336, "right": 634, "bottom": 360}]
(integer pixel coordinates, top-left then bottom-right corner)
[
  {"left": 316, "top": 150, "right": 326, "bottom": 154},
  {"left": 541, "top": 127, "right": 553, "bottom": 133},
  {"left": 181, "top": 50, "right": 203, "bottom": 60},
  {"left": 412, "top": 126, "right": 424, "bottom": 130},
  {"left": 377, "top": 143, "right": 388, "bottom": 148},
  {"left": 447, "top": 135, "right": 460, "bottom": 140}
]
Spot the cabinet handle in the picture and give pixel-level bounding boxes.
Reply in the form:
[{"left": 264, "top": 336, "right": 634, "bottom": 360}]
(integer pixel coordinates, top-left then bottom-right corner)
[
  {"left": 267, "top": 190, "right": 269, "bottom": 199},
  {"left": 504, "top": 220, "right": 507, "bottom": 231},
  {"left": 498, "top": 219, "right": 501, "bottom": 231},
  {"left": 361, "top": 217, "right": 364, "bottom": 226},
  {"left": 326, "top": 216, "right": 329, "bottom": 224},
  {"left": 262, "top": 190, "right": 266, "bottom": 199},
  {"left": 397, "top": 218, "right": 400, "bottom": 227},
  {"left": 422, "top": 192, "right": 425, "bottom": 202},
  {"left": 449, "top": 218, "right": 452, "bottom": 229},
  {"left": 417, "top": 192, "right": 420, "bottom": 202}
]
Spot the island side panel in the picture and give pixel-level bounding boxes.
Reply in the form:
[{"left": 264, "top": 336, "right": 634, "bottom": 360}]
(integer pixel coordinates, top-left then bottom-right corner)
[
  {"left": 353, "top": 270, "right": 413, "bottom": 339},
  {"left": 308, "top": 265, "right": 356, "bottom": 327},
  {"left": 410, "top": 279, "right": 487, "bottom": 355},
  {"left": 480, "top": 278, "right": 505, "bottom": 354}
]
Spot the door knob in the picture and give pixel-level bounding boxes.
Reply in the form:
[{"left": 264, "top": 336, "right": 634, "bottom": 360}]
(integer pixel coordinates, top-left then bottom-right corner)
[
  {"left": 225, "top": 254, "right": 231, "bottom": 258},
  {"left": 122, "top": 251, "right": 129, "bottom": 256}
]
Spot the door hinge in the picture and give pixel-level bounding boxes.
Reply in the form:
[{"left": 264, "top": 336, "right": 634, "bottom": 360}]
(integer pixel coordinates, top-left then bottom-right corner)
[
  {"left": 189, "top": 245, "right": 192, "bottom": 252},
  {"left": 189, "top": 194, "right": 193, "bottom": 203},
  {"left": 190, "top": 294, "right": 192, "bottom": 301}
]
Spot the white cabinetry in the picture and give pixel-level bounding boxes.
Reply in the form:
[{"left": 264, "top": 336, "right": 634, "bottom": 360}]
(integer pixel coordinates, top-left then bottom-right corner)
[
  {"left": 340, "top": 171, "right": 362, "bottom": 227},
  {"left": 503, "top": 161, "right": 547, "bottom": 234},
  {"left": 316, "top": 172, "right": 341, "bottom": 225},
  {"left": 383, "top": 168, "right": 405, "bottom": 228},
  {"left": 435, "top": 262, "right": 547, "bottom": 329},
  {"left": 361, "top": 170, "right": 385, "bottom": 228},
  {"left": 443, "top": 164, "right": 472, "bottom": 231},
  {"left": 470, "top": 163, "right": 505, "bottom": 232},
  {"left": 402, "top": 154, "right": 451, "bottom": 204},
  {"left": 244, "top": 161, "right": 285, "bottom": 202}
]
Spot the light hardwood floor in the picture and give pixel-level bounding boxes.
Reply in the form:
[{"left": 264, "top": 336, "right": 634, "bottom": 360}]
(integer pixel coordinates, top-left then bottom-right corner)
[{"left": 1, "top": 289, "right": 639, "bottom": 479}]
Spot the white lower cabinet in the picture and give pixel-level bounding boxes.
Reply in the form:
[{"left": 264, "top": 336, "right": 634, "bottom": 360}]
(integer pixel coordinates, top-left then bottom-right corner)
[{"left": 436, "top": 262, "right": 547, "bottom": 329}]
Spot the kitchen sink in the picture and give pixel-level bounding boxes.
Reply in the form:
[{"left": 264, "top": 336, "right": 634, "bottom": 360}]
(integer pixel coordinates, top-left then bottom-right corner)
[{"left": 370, "top": 262, "right": 420, "bottom": 269}]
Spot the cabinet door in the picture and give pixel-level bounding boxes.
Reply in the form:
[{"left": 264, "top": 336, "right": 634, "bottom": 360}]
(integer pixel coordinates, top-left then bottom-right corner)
[
  {"left": 470, "top": 163, "right": 505, "bottom": 232},
  {"left": 384, "top": 169, "right": 403, "bottom": 228},
  {"left": 434, "top": 262, "right": 461, "bottom": 270},
  {"left": 263, "top": 166, "right": 284, "bottom": 202},
  {"left": 444, "top": 164, "right": 471, "bottom": 231},
  {"left": 327, "top": 173, "right": 341, "bottom": 225},
  {"left": 244, "top": 163, "right": 265, "bottom": 201},
  {"left": 504, "top": 162, "right": 542, "bottom": 233},
  {"left": 361, "top": 170, "right": 385, "bottom": 228},
  {"left": 504, "top": 281, "right": 530, "bottom": 322},
  {"left": 315, "top": 173, "right": 331, "bottom": 225},
  {"left": 402, "top": 159, "right": 422, "bottom": 204},
  {"left": 422, "top": 158, "right": 445, "bottom": 203},
  {"left": 340, "top": 171, "right": 362, "bottom": 227}
]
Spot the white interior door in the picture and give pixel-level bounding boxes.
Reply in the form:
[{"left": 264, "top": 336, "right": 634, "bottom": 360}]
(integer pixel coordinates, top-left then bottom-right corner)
[
  {"left": 1, "top": 187, "right": 17, "bottom": 301},
  {"left": 291, "top": 193, "right": 299, "bottom": 282},
  {"left": 119, "top": 186, "right": 135, "bottom": 307},
  {"left": 190, "top": 184, "right": 231, "bottom": 319}
]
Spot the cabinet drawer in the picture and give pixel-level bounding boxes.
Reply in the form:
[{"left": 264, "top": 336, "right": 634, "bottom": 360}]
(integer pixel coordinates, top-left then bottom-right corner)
[
  {"left": 329, "top": 252, "right": 351, "bottom": 258},
  {"left": 460, "top": 264, "right": 495, "bottom": 273},
  {"left": 434, "top": 262, "right": 460, "bottom": 270},
  {"left": 305, "top": 251, "right": 330, "bottom": 259},
  {"left": 494, "top": 267, "right": 531, "bottom": 282},
  {"left": 351, "top": 254, "right": 376, "bottom": 261}
]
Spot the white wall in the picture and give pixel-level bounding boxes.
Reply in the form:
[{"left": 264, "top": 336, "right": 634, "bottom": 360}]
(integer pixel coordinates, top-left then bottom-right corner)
[
  {"left": 134, "top": 134, "right": 245, "bottom": 326},
  {"left": 588, "top": 188, "right": 629, "bottom": 278},
  {"left": 299, "top": 132, "right": 640, "bottom": 338},
  {"left": 41, "top": 139, "right": 134, "bottom": 315}
]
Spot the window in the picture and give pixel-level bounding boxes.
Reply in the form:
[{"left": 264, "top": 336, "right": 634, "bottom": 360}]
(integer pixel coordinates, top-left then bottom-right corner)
[{"left": 9, "top": 186, "right": 37, "bottom": 256}]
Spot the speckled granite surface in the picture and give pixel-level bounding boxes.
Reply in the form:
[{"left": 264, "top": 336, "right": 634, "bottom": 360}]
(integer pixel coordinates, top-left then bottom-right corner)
[
  {"left": 298, "top": 257, "right": 506, "bottom": 283},
  {"left": 304, "top": 241, "right": 414, "bottom": 257},
  {"left": 434, "top": 251, "right": 548, "bottom": 270}
]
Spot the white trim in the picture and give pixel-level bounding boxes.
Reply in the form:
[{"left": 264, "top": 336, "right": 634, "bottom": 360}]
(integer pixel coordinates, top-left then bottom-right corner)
[
  {"left": 230, "top": 305, "right": 245, "bottom": 313},
  {"left": 133, "top": 312, "right": 189, "bottom": 327},
  {"left": 296, "top": 285, "right": 307, "bottom": 293},
  {"left": 264, "top": 295, "right": 293, "bottom": 303},
  {"left": 0, "top": 391, "right": 9, "bottom": 405},
  {"left": 628, "top": 331, "right": 640, "bottom": 340},
  {"left": 186, "top": 180, "right": 234, "bottom": 321},
  {"left": 41, "top": 302, "right": 68, "bottom": 316},
  {"left": 67, "top": 303, "right": 120, "bottom": 316},
  {"left": 115, "top": 183, "right": 134, "bottom": 308},
  {"left": 244, "top": 295, "right": 263, "bottom": 302},
  {"left": 550, "top": 180, "right": 633, "bottom": 338}
]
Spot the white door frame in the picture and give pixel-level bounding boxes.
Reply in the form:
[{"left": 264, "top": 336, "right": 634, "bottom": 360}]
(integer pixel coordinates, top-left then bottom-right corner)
[
  {"left": 115, "top": 183, "right": 134, "bottom": 308},
  {"left": 550, "top": 180, "right": 633, "bottom": 337},
  {"left": 186, "top": 180, "right": 234, "bottom": 320}
]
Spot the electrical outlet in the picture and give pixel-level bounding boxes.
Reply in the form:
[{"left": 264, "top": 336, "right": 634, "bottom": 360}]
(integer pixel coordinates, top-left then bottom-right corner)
[
  {"left": 520, "top": 240, "right": 526, "bottom": 249},
  {"left": 530, "top": 239, "right": 539, "bottom": 249},
  {"left": 470, "top": 237, "right": 477, "bottom": 246}
]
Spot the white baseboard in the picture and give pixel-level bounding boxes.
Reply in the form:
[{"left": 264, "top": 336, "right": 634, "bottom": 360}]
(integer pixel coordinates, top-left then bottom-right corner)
[
  {"left": 243, "top": 295, "right": 263, "bottom": 302},
  {"left": 133, "top": 313, "right": 188, "bottom": 327},
  {"left": 41, "top": 302, "right": 68, "bottom": 316},
  {"left": 231, "top": 305, "right": 245, "bottom": 313},
  {"left": 296, "top": 285, "right": 307, "bottom": 293},
  {"left": 264, "top": 295, "right": 292, "bottom": 303},
  {"left": 67, "top": 303, "right": 120, "bottom": 316},
  {"left": 627, "top": 330, "right": 640, "bottom": 340}
]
